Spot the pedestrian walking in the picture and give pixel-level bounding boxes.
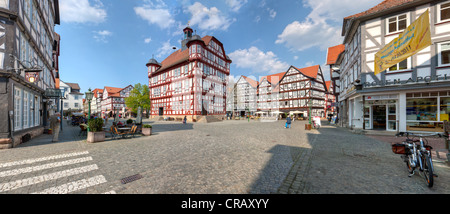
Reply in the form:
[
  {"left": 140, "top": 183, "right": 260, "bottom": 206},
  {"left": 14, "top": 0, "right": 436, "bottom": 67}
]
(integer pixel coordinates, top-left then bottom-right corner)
[
  {"left": 285, "top": 116, "right": 292, "bottom": 129},
  {"left": 183, "top": 116, "right": 187, "bottom": 124},
  {"left": 50, "top": 112, "right": 61, "bottom": 142}
]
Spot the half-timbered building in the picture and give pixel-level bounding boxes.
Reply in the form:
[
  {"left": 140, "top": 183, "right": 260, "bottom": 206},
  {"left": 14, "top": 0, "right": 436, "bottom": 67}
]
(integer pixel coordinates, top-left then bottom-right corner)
[
  {"left": 0, "top": 0, "right": 60, "bottom": 149},
  {"left": 337, "top": 0, "right": 450, "bottom": 132},
  {"left": 233, "top": 75, "right": 258, "bottom": 117},
  {"left": 257, "top": 65, "right": 327, "bottom": 118},
  {"left": 101, "top": 85, "right": 133, "bottom": 118},
  {"left": 147, "top": 26, "right": 232, "bottom": 121}
]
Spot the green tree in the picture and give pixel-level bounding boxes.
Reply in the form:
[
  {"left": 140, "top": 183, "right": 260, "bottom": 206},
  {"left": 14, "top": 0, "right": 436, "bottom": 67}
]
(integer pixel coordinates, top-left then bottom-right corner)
[{"left": 125, "top": 83, "right": 151, "bottom": 118}]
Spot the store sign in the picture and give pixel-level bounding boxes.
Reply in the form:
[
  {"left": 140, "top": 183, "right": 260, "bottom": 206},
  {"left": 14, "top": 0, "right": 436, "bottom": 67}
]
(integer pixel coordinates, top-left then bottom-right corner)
[
  {"left": 374, "top": 9, "right": 431, "bottom": 75},
  {"left": 44, "top": 88, "right": 63, "bottom": 98},
  {"left": 364, "top": 74, "right": 449, "bottom": 88}
]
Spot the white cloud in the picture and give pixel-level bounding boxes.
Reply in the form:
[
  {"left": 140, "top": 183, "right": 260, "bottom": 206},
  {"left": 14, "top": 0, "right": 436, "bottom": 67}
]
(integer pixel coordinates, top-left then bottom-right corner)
[
  {"left": 60, "top": 0, "right": 107, "bottom": 23},
  {"left": 254, "top": 16, "right": 261, "bottom": 23},
  {"left": 134, "top": 0, "right": 176, "bottom": 29},
  {"left": 267, "top": 8, "right": 276, "bottom": 19},
  {"left": 186, "top": 2, "right": 235, "bottom": 31},
  {"left": 93, "top": 30, "right": 112, "bottom": 43},
  {"left": 276, "top": 0, "right": 383, "bottom": 52},
  {"left": 275, "top": 19, "right": 341, "bottom": 52},
  {"left": 144, "top": 37, "right": 152, "bottom": 44},
  {"left": 226, "top": 0, "right": 248, "bottom": 12},
  {"left": 228, "top": 46, "right": 289, "bottom": 74},
  {"left": 156, "top": 40, "right": 176, "bottom": 58}
]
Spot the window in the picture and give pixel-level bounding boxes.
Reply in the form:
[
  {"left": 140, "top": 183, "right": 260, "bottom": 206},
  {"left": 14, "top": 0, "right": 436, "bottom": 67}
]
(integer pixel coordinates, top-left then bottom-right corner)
[
  {"left": 387, "top": 13, "right": 408, "bottom": 34},
  {"left": 387, "top": 58, "right": 409, "bottom": 72},
  {"left": 438, "top": 41, "right": 450, "bottom": 66},
  {"left": 14, "top": 87, "right": 22, "bottom": 130},
  {"left": 438, "top": 2, "right": 450, "bottom": 22}
]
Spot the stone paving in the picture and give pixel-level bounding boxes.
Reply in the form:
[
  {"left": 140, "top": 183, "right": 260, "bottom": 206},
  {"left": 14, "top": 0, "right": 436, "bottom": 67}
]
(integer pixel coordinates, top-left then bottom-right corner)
[{"left": 0, "top": 118, "right": 449, "bottom": 194}]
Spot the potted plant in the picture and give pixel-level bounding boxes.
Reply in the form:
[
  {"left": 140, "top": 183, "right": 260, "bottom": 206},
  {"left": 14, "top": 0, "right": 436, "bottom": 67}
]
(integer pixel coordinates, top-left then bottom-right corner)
[
  {"left": 87, "top": 118, "right": 105, "bottom": 143},
  {"left": 142, "top": 124, "right": 152, "bottom": 136}
]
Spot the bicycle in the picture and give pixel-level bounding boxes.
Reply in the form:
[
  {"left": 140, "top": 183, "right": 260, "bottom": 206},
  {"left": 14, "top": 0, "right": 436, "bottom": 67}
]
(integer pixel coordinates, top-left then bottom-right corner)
[{"left": 392, "top": 132, "right": 445, "bottom": 187}]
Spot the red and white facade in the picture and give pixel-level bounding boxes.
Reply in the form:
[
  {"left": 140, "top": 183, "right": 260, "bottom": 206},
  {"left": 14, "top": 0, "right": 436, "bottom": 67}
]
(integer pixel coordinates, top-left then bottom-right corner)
[
  {"left": 100, "top": 85, "right": 133, "bottom": 117},
  {"left": 147, "top": 26, "right": 232, "bottom": 121}
]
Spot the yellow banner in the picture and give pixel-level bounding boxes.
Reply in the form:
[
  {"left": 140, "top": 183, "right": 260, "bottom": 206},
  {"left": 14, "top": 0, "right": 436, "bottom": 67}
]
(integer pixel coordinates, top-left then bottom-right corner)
[{"left": 374, "top": 9, "right": 431, "bottom": 75}]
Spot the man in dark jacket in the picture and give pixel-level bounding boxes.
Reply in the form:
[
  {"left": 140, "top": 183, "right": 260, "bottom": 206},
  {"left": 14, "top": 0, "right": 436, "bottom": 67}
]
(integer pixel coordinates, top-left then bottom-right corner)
[{"left": 285, "top": 116, "right": 292, "bottom": 129}]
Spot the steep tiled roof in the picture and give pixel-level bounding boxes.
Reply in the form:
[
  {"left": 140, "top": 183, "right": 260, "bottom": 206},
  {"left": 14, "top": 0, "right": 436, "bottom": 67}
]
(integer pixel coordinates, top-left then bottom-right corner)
[
  {"left": 104, "top": 86, "right": 122, "bottom": 97},
  {"left": 294, "top": 65, "right": 321, "bottom": 79},
  {"left": 325, "top": 81, "right": 332, "bottom": 91},
  {"left": 242, "top": 76, "right": 259, "bottom": 88},
  {"left": 326, "top": 44, "right": 345, "bottom": 65},
  {"left": 260, "top": 72, "right": 286, "bottom": 86},
  {"left": 92, "top": 88, "right": 103, "bottom": 98},
  {"left": 155, "top": 35, "right": 225, "bottom": 73},
  {"left": 66, "top": 82, "right": 80, "bottom": 90},
  {"left": 344, "top": 0, "right": 415, "bottom": 20}
]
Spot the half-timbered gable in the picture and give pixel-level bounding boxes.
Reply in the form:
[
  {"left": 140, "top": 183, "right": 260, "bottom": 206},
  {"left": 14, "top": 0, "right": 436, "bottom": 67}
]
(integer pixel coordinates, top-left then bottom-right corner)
[
  {"left": 234, "top": 75, "right": 258, "bottom": 116},
  {"left": 337, "top": 0, "right": 450, "bottom": 132},
  {"left": 147, "top": 26, "right": 231, "bottom": 121}
]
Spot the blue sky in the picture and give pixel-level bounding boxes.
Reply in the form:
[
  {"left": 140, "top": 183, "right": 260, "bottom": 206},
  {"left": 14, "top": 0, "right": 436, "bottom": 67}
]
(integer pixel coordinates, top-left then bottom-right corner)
[{"left": 56, "top": 0, "right": 383, "bottom": 94}]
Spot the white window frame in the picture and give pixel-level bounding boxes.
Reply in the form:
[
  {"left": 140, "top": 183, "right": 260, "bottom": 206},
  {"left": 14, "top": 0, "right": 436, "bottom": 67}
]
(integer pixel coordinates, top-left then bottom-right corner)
[
  {"left": 386, "top": 57, "right": 411, "bottom": 73},
  {"left": 437, "top": 1, "right": 450, "bottom": 23},
  {"left": 437, "top": 41, "right": 450, "bottom": 66},
  {"left": 386, "top": 13, "right": 409, "bottom": 35},
  {"left": 35, "top": 96, "right": 40, "bottom": 126},
  {"left": 14, "top": 87, "right": 22, "bottom": 131}
]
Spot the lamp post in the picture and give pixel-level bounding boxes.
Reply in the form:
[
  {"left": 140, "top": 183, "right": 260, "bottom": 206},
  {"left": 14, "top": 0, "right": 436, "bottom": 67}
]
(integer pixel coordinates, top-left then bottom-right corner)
[
  {"left": 85, "top": 88, "right": 94, "bottom": 132},
  {"left": 60, "top": 88, "right": 66, "bottom": 131}
]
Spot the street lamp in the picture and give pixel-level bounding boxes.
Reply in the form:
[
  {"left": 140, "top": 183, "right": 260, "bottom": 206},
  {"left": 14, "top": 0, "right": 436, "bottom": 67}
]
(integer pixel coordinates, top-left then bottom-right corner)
[{"left": 85, "top": 88, "right": 94, "bottom": 132}]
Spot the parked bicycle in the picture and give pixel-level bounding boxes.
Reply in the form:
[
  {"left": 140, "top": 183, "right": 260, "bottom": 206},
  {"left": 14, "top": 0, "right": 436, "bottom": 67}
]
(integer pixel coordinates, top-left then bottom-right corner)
[{"left": 392, "top": 132, "right": 448, "bottom": 187}]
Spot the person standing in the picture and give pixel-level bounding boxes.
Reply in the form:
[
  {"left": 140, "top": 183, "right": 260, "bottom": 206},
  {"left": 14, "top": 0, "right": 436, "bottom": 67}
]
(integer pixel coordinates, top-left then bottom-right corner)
[
  {"left": 183, "top": 116, "right": 187, "bottom": 124},
  {"left": 50, "top": 112, "right": 61, "bottom": 142},
  {"left": 285, "top": 116, "right": 292, "bottom": 129}
]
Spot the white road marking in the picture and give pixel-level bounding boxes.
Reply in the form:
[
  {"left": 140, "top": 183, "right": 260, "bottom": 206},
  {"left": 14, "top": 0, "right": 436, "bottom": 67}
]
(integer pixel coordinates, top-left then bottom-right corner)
[
  {"left": 0, "top": 151, "right": 89, "bottom": 168},
  {"left": 32, "top": 175, "right": 107, "bottom": 194},
  {"left": 0, "top": 157, "right": 93, "bottom": 177},
  {"left": 0, "top": 164, "right": 99, "bottom": 193}
]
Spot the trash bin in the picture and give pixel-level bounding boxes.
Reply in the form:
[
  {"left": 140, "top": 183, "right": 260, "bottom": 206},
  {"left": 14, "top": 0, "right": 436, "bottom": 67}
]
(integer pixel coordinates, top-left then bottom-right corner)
[{"left": 305, "top": 124, "right": 311, "bottom": 130}]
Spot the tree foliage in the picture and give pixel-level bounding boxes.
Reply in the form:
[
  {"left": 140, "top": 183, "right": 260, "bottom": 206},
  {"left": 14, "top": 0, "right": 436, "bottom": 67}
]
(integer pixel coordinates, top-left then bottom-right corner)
[{"left": 125, "top": 83, "right": 151, "bottom": 116}]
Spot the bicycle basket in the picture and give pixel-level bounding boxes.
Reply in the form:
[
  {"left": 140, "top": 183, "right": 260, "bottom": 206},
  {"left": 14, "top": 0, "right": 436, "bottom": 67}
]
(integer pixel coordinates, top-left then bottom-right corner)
[{"left": 392, "top": 143, "right": 406, "bottom": 154}]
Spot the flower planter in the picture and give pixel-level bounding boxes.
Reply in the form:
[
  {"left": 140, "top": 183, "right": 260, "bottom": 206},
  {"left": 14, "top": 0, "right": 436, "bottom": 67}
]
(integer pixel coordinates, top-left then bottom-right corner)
[
  {"left": 87, "top": 131, "right": 105, "bottom": 143},
  {"left": 142, "top": 128, "right": 152, "bottom": 136}
]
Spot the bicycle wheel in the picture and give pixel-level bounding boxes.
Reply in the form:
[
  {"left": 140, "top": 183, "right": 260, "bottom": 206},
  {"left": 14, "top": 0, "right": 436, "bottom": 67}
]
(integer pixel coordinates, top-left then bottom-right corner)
[
  {"left": 422, "top": 153, "right": 434, "bottom": 187},
  {"left": 405, "top": 155, "right": 414, "bottom": 174}
]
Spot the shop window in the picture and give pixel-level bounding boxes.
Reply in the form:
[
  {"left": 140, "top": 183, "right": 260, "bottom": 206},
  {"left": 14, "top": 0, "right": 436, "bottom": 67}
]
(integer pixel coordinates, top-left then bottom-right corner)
[
  {"left": 440, "top": 97, "right": 450, "bottom": 121},
  {"left": 406, "top": 98, "right": 440, "bottom": 131}
]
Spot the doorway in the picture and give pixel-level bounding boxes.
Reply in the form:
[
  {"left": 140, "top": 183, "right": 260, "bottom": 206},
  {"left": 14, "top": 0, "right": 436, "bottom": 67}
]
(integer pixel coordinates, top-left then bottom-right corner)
[
  {"left": 159, "top": 107, "right": 164, "bottom": 116},
  {"left": 372, "top": 105, "right": 386, "bottom": 130}
]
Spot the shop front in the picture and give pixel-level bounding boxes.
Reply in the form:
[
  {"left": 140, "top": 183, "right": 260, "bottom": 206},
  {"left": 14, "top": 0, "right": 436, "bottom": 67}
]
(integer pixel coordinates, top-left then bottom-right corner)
[
  {"left": 360, "top": 90, "right": 450, "bottom": 133},
  {"left": 363, "top": 95, "right": 398, "bottom": 132},
  {"left": 405, "top": 91, "right": 450, "bottom": 132}
]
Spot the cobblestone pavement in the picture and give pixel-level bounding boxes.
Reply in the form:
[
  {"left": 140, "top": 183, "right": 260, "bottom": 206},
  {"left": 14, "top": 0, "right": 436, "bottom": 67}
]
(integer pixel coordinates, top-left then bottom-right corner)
[{"left": 0, "top": 118, "right": 449, "bottom": 194}]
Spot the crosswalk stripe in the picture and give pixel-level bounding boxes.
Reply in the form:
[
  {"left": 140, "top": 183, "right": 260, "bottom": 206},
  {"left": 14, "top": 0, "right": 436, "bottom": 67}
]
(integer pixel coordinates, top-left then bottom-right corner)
[
  {"left": 0, "top": 151, "right": 89, "bottom": 168},
  {"left": 32, "top": 175, "right": 107, "bottom": 194},
  {"left": 0, "top": 157, "right": 93, "bottom": 178},
  {"left": 0, "top": 164, "right": 98, "bottom": 193}
]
